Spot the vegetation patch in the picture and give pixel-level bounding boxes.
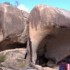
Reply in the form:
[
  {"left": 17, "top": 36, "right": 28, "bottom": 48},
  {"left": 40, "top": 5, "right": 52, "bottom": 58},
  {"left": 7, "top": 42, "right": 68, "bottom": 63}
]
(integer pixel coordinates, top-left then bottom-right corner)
[
  {"left": 19, "top": 59, "right": 28, "bottom": 68},
  {"left": 0, "top": 55, "right": 6, "bottom": 63}
]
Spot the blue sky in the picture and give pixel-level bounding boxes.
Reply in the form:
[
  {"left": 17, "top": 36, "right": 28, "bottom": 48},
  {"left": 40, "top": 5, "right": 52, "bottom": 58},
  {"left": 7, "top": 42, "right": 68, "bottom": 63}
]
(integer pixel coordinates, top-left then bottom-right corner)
[{"left": 0, "top": 0, "right": 70, "bottom": 11}]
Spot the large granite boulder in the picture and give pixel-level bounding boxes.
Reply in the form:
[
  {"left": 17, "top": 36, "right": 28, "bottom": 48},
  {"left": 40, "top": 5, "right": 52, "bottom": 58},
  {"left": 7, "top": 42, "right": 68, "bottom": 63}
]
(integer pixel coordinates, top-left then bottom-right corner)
[
  {"left": 28, "top": 4, "right": 70, "bottom": 67},
  {"left": 0, "top": 3, "right": 29, "bottom": 51}
]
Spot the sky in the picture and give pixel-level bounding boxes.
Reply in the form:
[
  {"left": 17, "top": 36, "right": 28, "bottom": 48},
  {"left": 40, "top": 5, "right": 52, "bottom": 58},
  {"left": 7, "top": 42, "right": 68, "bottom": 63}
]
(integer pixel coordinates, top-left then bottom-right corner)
[{"left": 0, "top": 0, "right": 70, "bottom": 12}]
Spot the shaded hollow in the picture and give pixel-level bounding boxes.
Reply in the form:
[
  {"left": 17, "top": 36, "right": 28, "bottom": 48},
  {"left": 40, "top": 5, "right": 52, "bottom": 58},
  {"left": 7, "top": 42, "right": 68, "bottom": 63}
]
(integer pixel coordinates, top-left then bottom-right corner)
[
  {"left": 0, "top": 39, "right": 27, "bottom": 51},
  {"left": 36, "top": 28, "right": 70, "bottom": 67},
  {"left": 36, "top": 35, "right": 56, "bottom": 67}
]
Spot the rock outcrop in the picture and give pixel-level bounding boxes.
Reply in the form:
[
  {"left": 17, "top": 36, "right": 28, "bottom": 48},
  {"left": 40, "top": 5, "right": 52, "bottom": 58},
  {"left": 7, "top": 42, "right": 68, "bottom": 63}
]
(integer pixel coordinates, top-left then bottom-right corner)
[
  {"left": 27, "top": 4, "right": 70, "bottom": 68},
  {"left": 0, "top": 3, "right": 29, "bottom": 51},
  {"left": 0, "top": 48, "right": 59, "bottom": 70}
]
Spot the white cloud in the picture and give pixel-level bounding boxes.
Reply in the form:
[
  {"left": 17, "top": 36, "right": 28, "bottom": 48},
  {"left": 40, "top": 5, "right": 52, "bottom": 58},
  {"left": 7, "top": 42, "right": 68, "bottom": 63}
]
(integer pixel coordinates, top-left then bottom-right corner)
[{"left": 17, "top": 4, "right": 30, "bottom": 13}]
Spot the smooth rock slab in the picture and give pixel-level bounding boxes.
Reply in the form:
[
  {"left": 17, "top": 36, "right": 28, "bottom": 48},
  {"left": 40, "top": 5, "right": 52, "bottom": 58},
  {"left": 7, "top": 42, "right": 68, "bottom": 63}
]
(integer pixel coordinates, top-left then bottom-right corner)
[{"left": 0, "top": 48, "right": 28, "bottom": 70}]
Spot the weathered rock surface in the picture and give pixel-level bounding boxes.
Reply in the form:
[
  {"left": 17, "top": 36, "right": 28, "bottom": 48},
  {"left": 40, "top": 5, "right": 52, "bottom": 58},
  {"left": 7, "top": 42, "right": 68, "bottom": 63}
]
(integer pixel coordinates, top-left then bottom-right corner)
[
  {"left": 28, "top": 4, "right": 70, "bottom": 67},
  {"left": 0, "top": 3, "right": 29, "bottom": 51},
  {"left": 0, "top": 48, "right": 59, "bottom": 70},
  {"left": 1, "top": 3, "right": 70, "bottom": 70},
  {"left": 0, "top": 48, "right": 28, "bottom": 70}
]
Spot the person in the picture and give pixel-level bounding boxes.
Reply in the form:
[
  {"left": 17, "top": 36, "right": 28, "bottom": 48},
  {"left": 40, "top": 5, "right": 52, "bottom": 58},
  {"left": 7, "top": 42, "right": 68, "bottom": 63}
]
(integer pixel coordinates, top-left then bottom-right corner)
[
  {"left": 59, "top": 62, "right": 66, "bottom": 70},
  {"left": 66, "top": 63, "right": 70, "bottom": 70}
]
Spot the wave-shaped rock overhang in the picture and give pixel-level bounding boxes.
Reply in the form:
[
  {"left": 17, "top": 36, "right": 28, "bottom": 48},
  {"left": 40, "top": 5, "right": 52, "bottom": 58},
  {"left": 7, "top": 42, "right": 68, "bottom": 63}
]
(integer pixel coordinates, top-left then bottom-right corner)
[
  {"left": 28, "top": 4, "right": 70, "bottom": 66},
  {"left": 29, "top": 4, "right": 70, "bottom": 29}
]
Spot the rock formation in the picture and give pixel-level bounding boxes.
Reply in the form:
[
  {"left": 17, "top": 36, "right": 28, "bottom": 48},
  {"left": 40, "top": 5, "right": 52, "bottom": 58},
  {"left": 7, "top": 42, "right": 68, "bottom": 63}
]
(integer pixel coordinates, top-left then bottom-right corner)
[
  {"left": 0, "top": 3, "right": 70, "bottom": 70},
  {"left": 27, "top": 4, "right": 70, "bottom": 69}
]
